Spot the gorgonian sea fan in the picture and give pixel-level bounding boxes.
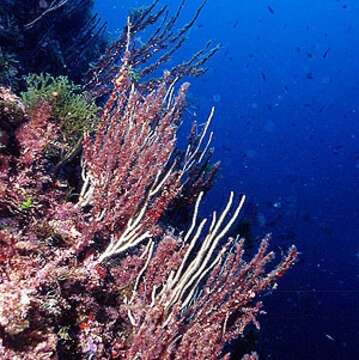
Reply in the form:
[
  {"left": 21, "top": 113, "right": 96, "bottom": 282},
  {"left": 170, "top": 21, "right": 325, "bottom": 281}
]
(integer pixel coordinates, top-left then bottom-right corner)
[{"left": 0, "top": 26, "right": 297, "bottom": 360}]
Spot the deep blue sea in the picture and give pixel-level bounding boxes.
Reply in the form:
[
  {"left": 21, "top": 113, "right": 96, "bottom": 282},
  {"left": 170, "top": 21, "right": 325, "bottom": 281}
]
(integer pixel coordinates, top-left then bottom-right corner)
[{"left": 95, "top": 1, "right": 359, "bottom": 359}]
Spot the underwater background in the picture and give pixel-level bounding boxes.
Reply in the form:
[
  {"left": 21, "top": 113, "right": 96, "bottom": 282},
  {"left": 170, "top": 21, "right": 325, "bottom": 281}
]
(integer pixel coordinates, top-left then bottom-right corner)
[{"left": 93, "top": 1, "right": 359, "bottom": 359}]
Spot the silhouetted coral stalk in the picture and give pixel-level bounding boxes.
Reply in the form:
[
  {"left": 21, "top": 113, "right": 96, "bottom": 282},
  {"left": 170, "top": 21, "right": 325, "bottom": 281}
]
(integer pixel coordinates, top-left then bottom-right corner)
[
  {"left": 24, "top": 0, "right": 72, "bottom": 29},
  {"left": 86, "top": 0, "right": 219, "bottom": 98}
]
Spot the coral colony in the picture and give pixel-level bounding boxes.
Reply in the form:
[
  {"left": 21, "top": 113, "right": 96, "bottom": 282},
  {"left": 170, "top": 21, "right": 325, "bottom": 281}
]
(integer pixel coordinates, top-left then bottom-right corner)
[{"left": 0, "top": 2, "right": 297, "bottom": 359}]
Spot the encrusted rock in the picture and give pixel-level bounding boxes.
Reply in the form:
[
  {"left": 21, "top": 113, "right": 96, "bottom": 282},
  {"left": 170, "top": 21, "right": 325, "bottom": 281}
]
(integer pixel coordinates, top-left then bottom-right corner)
[{"left": 0, "top": 87, "right": 27, "bottom": 132}]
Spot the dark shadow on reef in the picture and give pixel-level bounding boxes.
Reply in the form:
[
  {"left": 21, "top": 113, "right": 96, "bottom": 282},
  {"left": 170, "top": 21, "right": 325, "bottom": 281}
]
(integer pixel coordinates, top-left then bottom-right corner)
[{"left": 0, "top": 0, "right": 106, "bottom": 89}]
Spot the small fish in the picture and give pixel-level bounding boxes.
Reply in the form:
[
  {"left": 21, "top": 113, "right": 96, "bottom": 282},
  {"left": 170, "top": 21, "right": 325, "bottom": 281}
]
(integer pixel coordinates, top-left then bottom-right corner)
[
  {"left": 325, "top": 334, "right": 335, "bottom": 342},
  {"left": 267, "top": 5, "right": 274, "bottom": 14},
  {"left": 212, "top": 94, "right": 221, "bottom": 103},
  {"left": 273, "top": 202, "right": 282, "bottom": 209},
  {"left": 261, "top": 71, "right": 267, "bottom": 81},
  {"left": 306, "top": 72, "right": 314, "bottom": 80},
  {"left": 331, "top": 144, "right": 344, "bottom": 155},
  {"left": 222, "top": 145, "right": 231, "bottom": 153},
  {"left": 322, "top": 48, "right": 330, "bottom": 58}
]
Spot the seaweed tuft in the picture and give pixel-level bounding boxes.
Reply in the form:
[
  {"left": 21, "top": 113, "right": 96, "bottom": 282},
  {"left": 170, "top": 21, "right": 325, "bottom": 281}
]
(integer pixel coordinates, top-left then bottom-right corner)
[{"left": 21, "top": 73, "right": 98, "bottom": 149}]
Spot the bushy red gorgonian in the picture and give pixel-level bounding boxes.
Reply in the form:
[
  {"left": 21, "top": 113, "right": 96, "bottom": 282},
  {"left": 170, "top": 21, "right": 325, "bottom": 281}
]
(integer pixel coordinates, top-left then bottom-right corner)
[{"left": 0, "top": 29, "right": 297, "bottom": 360}]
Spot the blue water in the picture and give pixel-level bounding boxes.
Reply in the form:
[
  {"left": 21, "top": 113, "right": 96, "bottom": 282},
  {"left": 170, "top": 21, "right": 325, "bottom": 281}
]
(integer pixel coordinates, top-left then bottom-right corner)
[{"left": 95, "top": 1, "right": 359, "bottom": 358}]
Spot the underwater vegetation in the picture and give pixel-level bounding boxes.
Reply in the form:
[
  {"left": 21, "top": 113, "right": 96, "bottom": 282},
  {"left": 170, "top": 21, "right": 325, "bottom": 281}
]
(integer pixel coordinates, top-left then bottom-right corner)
[
  {"left": 0, "top": 1, "right": 297, "bottom": 359},
  {"left": 21, "top": 73, "right": 99, "bottom": 155}
]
